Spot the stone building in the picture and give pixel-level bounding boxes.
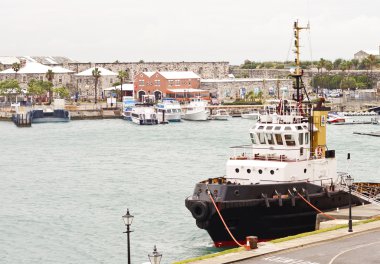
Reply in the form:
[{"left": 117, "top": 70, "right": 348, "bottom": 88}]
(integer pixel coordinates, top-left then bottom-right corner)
[
  {"left": 134, "top": 71, "right": 201, "bottom": 101},
  {"left": 354, "top": 47, "right": 380, "bottom": 62},
  {"left": 201, "top": 77, "right": 293, "bottom": 101}
]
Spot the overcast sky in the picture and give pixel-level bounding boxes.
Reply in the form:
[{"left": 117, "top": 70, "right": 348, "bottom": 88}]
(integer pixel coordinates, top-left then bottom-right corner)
[{"left": 1, "top": 0, "right": 379, "bottom": 64}]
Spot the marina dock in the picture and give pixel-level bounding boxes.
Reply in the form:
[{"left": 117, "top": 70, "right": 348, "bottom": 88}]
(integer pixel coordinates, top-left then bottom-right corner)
[{"left": 353, "top": 131, "right": 380, "bottom": 137}]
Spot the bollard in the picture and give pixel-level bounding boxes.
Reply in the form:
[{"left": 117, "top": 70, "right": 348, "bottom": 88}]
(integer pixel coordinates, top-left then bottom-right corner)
[{"left": 246, "top": 236, "right": 258, "bottom": 249}]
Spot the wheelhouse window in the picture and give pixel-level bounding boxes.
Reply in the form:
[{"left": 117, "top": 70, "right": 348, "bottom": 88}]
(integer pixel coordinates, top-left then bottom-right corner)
[
  {"left": 250, "top": 133, "right": 257, "bottom": 144},
  {"left": 275, "top": 134, "right": 283, "bottom": 145},
  {"left": 266, "top": 133, "right": 275, "bottom": 145},
  {"left": 284, "top": 134, "right": 296, "bottom": 146},
  {"left": 299, "top": 133, "right": 304, "bottom": 145},
  {"left": 258, "top": 133, "right": 266, "bottom": 144}
]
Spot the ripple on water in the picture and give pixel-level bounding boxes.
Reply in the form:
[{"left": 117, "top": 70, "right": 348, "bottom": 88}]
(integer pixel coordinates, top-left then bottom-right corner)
[{"left": 0, "top": 120, "right": 379, "bottom": 263}]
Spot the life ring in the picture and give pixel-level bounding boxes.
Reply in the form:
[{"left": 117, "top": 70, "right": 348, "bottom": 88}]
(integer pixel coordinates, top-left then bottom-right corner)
[
  {"left": 315, "top": 146, "right": 323, "bottom": 158},
  {"left": 190, "top": 201, "right": 209, "bottom": 221}
]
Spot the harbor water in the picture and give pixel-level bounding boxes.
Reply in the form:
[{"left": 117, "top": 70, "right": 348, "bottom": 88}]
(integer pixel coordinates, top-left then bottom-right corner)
[{"left": 0, "top": 119, "right": 379, "bottom": 263}]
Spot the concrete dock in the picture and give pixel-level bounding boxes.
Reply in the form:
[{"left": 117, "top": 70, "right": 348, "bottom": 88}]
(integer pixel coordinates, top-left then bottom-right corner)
[{"left": 180, "top": 204, "right": 380, "bottom": 264}]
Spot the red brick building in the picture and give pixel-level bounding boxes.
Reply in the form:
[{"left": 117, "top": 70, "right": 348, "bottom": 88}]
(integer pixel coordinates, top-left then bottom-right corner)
[{"left": 134, "top": 71, "right": 202, "bottom": 101}]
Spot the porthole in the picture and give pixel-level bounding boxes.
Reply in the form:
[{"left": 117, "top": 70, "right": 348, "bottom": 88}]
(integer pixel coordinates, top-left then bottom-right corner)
[
  {"left": 235, "top": 168, "right": 240, "bottom": 173},
  {"left": 247, "top": 169, "right": 251, "bottom": 173},
  {"left": 304, "top": 169, "right": 307, "bottom": 173},
  {"left": 270, "top": 170, "right": 274, "bottom": 175},
  {"left": 258, "top": 169, "right": 263, "bottom": 174},
  {"left": 234, "top": 190, "right": 240, "bottom": 196}
]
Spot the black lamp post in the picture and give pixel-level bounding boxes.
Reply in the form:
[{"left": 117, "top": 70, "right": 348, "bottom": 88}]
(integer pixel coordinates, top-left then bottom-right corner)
[
  {"left": 148, "top": 245, "right": 162, "bottom": 264},
  {"left": 346, "top": 175, "right": 353, "bottom": 232},
  {"left": 122, "top": 209, "right": 134, "bottom": 264}
]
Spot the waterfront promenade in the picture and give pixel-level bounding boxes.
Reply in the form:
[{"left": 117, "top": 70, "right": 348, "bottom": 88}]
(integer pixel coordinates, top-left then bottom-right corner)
[{"left": 184, "top": 219, "right": 380, "bottom": 264}]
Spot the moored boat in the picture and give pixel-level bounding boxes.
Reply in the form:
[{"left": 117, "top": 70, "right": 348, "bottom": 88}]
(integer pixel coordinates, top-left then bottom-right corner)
[
  {"left": 241, "top": 111, "right": 260, "bottom": 120},
  {"left": 210, "top": 109, "right": 231, "bottom": 120},
  {"left": 181, "top": 97, "right": 209, "bottom": 121},
  {"left": 184, "top": 21, "right": 368, "bottom": 247},
  {"left": 155, "top": 98, "right": 182, "bottom": 122},
  {"left": 130, "top": 103, "right": 158, "bottom": 125}
]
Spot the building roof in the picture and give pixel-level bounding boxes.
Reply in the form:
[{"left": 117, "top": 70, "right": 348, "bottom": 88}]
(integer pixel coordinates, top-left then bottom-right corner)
[
  {"left": 0, "top": 56, "right": 20, "bottom": 65},
  {"left": 75, "top": 67, "right": 117, "bottom": 76},
  {"left": 0, "top": 62, "right": 73, "bottom": 74},
  {"left": 143, "top": 71, "right": 200, "bottom": 79},
  {"left": 103, "top": 83, "right": 134, "bottom": 91},
  {"left": 356, "top": 50, "right": 379, "bottom": 56}
]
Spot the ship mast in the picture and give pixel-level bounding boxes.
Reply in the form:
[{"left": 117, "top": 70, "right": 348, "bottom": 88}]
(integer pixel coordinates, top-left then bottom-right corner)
[{"left": 291, "top": 20, "right": 310, "bottom": 104}]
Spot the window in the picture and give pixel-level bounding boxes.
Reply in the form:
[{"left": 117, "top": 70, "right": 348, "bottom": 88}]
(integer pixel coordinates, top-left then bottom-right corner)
[
  {"left": 250, "top": 133, "right": 257, "bottom": 144},
  {"left": 275, "top": 126, "right": 281, "bottom": 130},
  {"left": 154, "top": 80, "right": 161, "bottom": 86},
  {"left": 275, "top": 134, "right": 283, "bottom": 145},
  {"left": 22, "top": 76, "right": 26, "bottom": 82},
  {"left": 169, "top": 80, "right": 174, "bottom": 86},
  {"left": 267, "top": 133, "right": 275, "bottom": 145},
  {"left": 39, "top": 76, "right": 43, "bottom": 81},
  {"left": 59, "top": 76, "right": 62, "bottom": 83},
  {"left": 110, "top": 79, "right": 113, "bottom": 84},
  {"left": 266, "top": 126, "right": 273, "bottom": 130},
  {"left": 258, "top": 133, "right": 266, "bottom": 144},
  {"left": 305, "top": 132, "right": 309, "bottom": 144},
  {"left": 139, "top": 80, "right": 145, "bottom": 86},
  {"left": 299, "top": 133, "right": 304, "bottom": 145},
  {"left": 285, "top": 134, "right": 296, "bottom": 146},
  {"left": 79, "top": 79, "right": 82, "bottom": 83},
  {"left": 175, "top": 80, "right": 180, "bottom": 86}
]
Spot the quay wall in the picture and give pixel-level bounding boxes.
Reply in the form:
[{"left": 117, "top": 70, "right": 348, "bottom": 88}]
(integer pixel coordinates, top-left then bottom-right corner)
[{"left": 201, "top": 78, "right": 293, "bottom": 101}]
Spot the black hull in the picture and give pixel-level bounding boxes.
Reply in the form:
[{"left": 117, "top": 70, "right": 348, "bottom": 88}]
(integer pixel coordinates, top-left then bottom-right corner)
[{"left": 185, "top": 182, "right": 364, "bottom": 247}]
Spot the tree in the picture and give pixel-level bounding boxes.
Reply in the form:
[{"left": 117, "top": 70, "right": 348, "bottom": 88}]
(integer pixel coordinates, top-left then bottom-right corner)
[
  {"left": 318, "top": 58, "right": 326, "bottom": 74},
  {"left": 45, "top": 69, "right": 55, "bottom": 104},
  {"left": 92, "top": 67, "right": 101, "bottom": 104},
  {"left": 0, "top": 79, "right": 21, "bottom": 102},
  {"left": 53, "top": 87, "right": 70, "bottom": 99},
  {"left": 12, "top": 62, "right": 21, "bottom": 80},
  {"left": 367, "top": 54, "right": 379, "bottom": 88},
  {"left": 117, "top": 70, "right": 129, "bottom": 101},
  {"left": 333, "top": 58, "right": 343, "bottom": 70},
  {"left": 28, "top": 79, "right": 53, "bottom": 104},
  {"left": 351, "top": 59, "right": 359, "bottom": 70},
  {"left": 325, "top": 61, "right": 333, "bottom": 73}
]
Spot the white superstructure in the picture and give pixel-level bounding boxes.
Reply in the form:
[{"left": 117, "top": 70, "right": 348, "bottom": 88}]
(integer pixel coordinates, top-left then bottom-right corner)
[
  {"left": 181, "top": 97, "right": 209, "bottom": 121},
  {"left": 226, "top": 104, "right": 338, "bottom": 186},
  {"left": 155, "top": 98, "right": 182, "bottom": 122}
]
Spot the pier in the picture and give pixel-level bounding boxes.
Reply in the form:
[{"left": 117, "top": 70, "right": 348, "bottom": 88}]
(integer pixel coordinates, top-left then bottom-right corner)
[
  {"left": 12, "top": 112, "right": 32, "bottom": 127},
  {"left": 353, "top": 131, "right": 380, "bottom": 137}
]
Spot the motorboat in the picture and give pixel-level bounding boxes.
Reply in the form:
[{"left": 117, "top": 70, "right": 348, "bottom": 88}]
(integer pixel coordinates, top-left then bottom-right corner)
[
  {"left": 122, "top": 96, "right": 136, "bottom": 121},
  {"left": 210, "top": 109, "right": 231, "bottom": 120},
  {"left": 181, "top": 97, "right": 209, "bottom": 121},
  {"left": 130, "top": 103, "right": 158, "bottom": 125},
  {"left": 241, "top": 111, "right": 260, "bottom": 120},
  {"left": 155, "top": 98, "right": 182, "bottom": 122}
]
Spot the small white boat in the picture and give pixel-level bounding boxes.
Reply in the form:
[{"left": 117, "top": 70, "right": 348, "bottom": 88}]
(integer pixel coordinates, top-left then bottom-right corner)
[
  {"left": 155, "top": 98, "right": 182, "bottom": 122},
  {"left": 181, "top": 97, "right": 209, "bottom": 121},
  {"left": 130, "top": 104, "right": 158, "bottom": 125},
  {"left": 241, "top": 111, "right": 260, "bottom": 120},
  {"left": 210, "top": 109, "right": 231, "bottom": 120},
  {"left": 122, "top": 96, "right": 136, "bottom": 121}
]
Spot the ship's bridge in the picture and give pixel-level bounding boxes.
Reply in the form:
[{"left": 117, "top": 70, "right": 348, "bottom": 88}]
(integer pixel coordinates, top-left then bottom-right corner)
[{"left": 247, "top": 120, "right": 311, "bottom": 161}]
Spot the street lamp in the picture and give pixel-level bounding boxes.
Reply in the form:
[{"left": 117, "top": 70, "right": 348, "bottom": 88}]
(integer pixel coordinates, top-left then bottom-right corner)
[
  {"left": 346, "top": 175, "right": 354, "bottom": 232},
  {"left": 148, "top": 245, "right": 162, "bottom": 264},
  {"left": 122, "top": 209, "right": 134, "bottom": 264}
]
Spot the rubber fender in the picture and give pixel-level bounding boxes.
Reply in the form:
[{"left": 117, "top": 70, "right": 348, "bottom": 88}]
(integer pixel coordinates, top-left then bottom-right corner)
[
  {"left": 196, "top": 219, "right": 210, "bottom": 229},
  {"left": 190, "top": 201, "right": 209, "bottom": 221}
]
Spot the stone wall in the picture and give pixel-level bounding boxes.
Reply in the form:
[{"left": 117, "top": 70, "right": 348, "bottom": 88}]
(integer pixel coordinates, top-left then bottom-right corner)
[{"left": 201, "top": 78, "right": 293, "bottom": 101}]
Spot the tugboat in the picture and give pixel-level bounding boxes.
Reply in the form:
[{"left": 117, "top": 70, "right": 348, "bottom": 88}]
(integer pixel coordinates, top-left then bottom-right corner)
[{"left": 185, "top": 21, "right": 365, "bottom": 247}]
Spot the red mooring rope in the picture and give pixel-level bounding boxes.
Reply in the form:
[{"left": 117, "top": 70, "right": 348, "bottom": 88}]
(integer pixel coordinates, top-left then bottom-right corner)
[
  {"left": 206, "top": 187, "right": 245, "bottom": 248},
  {"left": 296, "top": 192, "right": 336, "bottom": 220}
]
